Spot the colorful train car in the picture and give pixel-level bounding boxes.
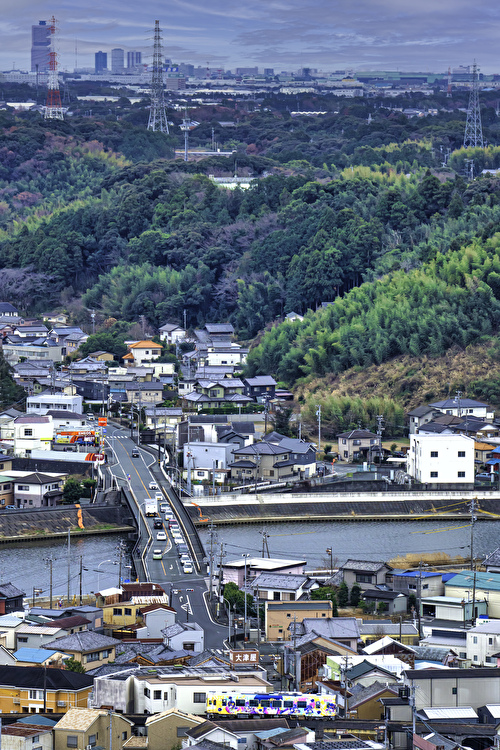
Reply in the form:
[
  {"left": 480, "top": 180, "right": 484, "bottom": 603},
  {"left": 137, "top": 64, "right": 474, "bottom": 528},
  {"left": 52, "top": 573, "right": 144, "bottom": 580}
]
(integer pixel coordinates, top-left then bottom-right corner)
[{"left": 207, "top": 692, "right": 336, "bottom": 718}]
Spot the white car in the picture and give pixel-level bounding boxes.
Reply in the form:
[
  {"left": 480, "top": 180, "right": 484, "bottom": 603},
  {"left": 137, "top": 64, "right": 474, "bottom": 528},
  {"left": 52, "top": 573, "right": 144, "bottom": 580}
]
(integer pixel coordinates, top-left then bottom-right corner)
[
  {"left": 180, "top": 554, "right": 191, "bottom": 564},
  {"left": 149, "top": 481, "right": 158, "bottom": 490},
  {"left": 159, "top": 503, "right": 168, "bottom": 513},
  {"left": 152, "top": 549, "right": 163, "bottom": 560},
  {"left": 183, "top": 562, "right": 193, "bottom": 574},
  {"left": 156, "top": 531, "right": 167, "bottom": 541}
]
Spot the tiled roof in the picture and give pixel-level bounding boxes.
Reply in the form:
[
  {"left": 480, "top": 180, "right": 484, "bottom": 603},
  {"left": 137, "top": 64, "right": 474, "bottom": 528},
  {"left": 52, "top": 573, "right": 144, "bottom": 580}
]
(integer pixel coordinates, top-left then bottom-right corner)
[
  {"left": 43, "top": 631, "right": 119, "bottom": 652},
  {"left": 342, "top": 559, "right": 390, "bottom": 572},
  {"left": 251, "top": 573, "right": 309, "bottom": 590},
  {"left": 0, "top": 664, "right": 93, "bottom": 689},
  {"left": 0, "top": 582, "right": 25, "bottom": 598}
]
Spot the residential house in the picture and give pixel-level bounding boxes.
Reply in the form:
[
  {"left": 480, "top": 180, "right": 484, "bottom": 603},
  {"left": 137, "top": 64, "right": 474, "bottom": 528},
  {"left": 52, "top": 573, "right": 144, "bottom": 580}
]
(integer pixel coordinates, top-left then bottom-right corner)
[
  {"left": 144, "top": 407, "right": 183, "bottom": 433},
  {"left": 0, "top": 614, "right": 25, "bottom": 648},
  {"left": 184, "top": 441, "right": 236, "bottom": 476},
  {"left": 285, "top": 311, "right": 304, "bottom": 322},
  {"left": 217, "top": 421, "right": 255, "bottom": 447},
  {"left": 13, "top": 415, "right": 53, "bottom": 456},
  {"left": 0, "top": 475, "right": 14, "bottom": 507},
  {"left": 408, "top": 406, "right": 443, "bottom": 435},
  {"left": 361, "top": 589, "right": 407, "bottom": 615},
  {"left": 429, "top": 398, "right": 494, "bottom": 420},
  {"left": 122, "top": 341, "right": 162, "bottom": 366},
  {"left": 159, "top": 323, "right": 187, "bottom": 345},
  {"left": 243, "top": 376, "right": 277, "bottom": 401},
  {"left": 42, "top": 312, "right": 69, "bottom": 324},
  {"left": 403, "top": 667, "right": 500, "bottom": 710},
  {"left": 15, "top": 624, "right": 67, "bottom": 649},
  {"left": 27, "top": 392, "right": 83, "bottom": 415},
  {"left": 0, "top": 584, "right": 25, "bottom": 615},
  {"left": 53, "top": 708, "right": 133, "bottom": 750},
  {"left": 348, "top": 681, "right": 398, "bottom": 720},
  {"left": 124, "top": 381, "right": 164, "bottom": 405},
  {"left": 12, "top": 647, "right": 68, "bottom": 668},
  {"left": 162, "top": 622, "right": 204, "bottom": 653},
  {"left": 13, "top": 324, "right": 49, "bottom": 339},
  {"left": 358, "top": 620, "right": 419, "bottom": 646},
  {"left": 1, "top": 722, "right": 53, "bottom": 750},
  {"left": 0, "top": 664, "right": 93, "bottom": 713},
  {"left": 344, "top": 658, "right": 402, "bottom": 688},
  {"left": 339, "top": 560, "right": 393, "bottom": 591},
  {"left": 177, "top": 416, "right": 231, "bottom": 447},
  {"left": 263, "top": 433, "right": 317, "bottom": 477},
  {"left": 336, "top": 430, "right": 381, "bottom": 462},
  {"left": 183, "top": 721, "right": 239, "bottom": 749},
  {"left": 285, "top": 630, "right": 357, "bottom": 692},
  {"left": 290, "top": 617, "right": 360, "bottom": 653},
  {"left": 264, "top": 600, "right": 332, "bottom": 641},
  {"left": 92, "top": 666, "right": 272, "bottom": 714},
  {"left": 86, "top": 350, "right": 114, "bottom": 362},
  {"left": 42, "top": 631, "right": 120, "bottom": 671},
  {"left": 475, "top": 442, "right": 495, "bottom": 464},
  {"left": 3, "top": 342, "right": 64, "bottom": 364},
  {"left": 0, "top": 303, "right": 19, "bottom": 317},
  {"left": 14, "top": 472, "right": 65, "bottom": 508},
  {"left": 445, "top": 571, "right": 500, "bottom": 618},
  {"left": 182, "top": 379, "right": 252, "bottom": 411},
  {"left": 392, "top": 570, "right": 444, "bottom": 598},
  {"left": 223, "top": 558, "right": 307, "bottom": 588},
  {"left": 408, "top": 433, "right": 474, "bottom": 484},
  {"left": 251, "top": 573, "right": 318, "bottom": 602},
  {"left": 466, "top": 620, "right": 500, "bottom": 666},
  {"left": 229, "top": 442, "right": 297, "bottom": 483},
  {"left": 363, "top": 636, "right": 416, "bottom": 663},
  {"left": 136, "top": 603, "right": 177, "bottom": 639},
  {"left": 44, "top": 615, "right": 91, "bottom": 635},
  {"left": 420, "top": 596, "right": 487, "bottom": 623},
  {"left": 144, "top": 709, "right": 203, "bottom": 750},
  {"left": 46, "top": 411, "right": 87, "bottom": 431}
]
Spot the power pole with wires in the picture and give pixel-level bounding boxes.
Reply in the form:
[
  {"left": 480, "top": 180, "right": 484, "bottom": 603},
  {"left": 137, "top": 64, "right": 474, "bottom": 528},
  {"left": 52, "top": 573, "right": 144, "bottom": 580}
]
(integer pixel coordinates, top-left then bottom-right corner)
[
  {"left": 464, "top": 61, "right": 484, "bottom": 149},
  {"left": 148, "top": 21, "right": 169, "bottom": 133}
]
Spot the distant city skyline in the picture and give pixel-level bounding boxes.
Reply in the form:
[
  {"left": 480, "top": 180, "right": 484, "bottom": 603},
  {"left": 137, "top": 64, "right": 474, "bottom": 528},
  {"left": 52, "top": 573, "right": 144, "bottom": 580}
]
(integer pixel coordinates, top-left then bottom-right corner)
[{"left": 2, "top": 1, "right": 500, "bottom": 75}]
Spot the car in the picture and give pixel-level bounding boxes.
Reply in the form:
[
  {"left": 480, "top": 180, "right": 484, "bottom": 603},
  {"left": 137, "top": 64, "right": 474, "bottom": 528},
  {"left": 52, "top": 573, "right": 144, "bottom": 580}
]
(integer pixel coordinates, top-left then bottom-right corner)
[
  {"left": 155, "top": 492, "right": 163, "bottom": 503},
  {"left": 183, "top": 562, "right": 193, "bottom": 574},
  {"left": 168, "top": 519, "right": 178, "bottom": 528},
  {"left": 159, "top": 503, "right": 168, "bottom": 513},
  {"left": 153, "top": 519, "right": 163, "bottom": 529},
  {"left": 180, "top": 554, "right": 191, "bottom": 564},
  {"left": 156, "top": 531, "right": 167, "bottom": 541},
  {"left": 4, "top": 505, "right": 16, "bottom": 510},
  {"left": 87, "top": 414, "right": 95, "bottom": 421},
  {"left": 149, "top": 481, "right": 158, "bottom": 490},
  {"left": 132, "top": 450, "right": 140, "bottom": 458},
  {"left": 476, "top": 473, "right": 493, "bottom": 481},
  {"left": 152, "top": 549, "right": 163, "bottom": 560}
]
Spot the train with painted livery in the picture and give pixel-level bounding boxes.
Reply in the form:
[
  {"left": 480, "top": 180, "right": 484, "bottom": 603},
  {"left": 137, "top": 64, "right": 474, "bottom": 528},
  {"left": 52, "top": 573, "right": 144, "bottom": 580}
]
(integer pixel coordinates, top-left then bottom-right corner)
[{"left": 206, "top": 692, "right": 336, "bottom": 718}]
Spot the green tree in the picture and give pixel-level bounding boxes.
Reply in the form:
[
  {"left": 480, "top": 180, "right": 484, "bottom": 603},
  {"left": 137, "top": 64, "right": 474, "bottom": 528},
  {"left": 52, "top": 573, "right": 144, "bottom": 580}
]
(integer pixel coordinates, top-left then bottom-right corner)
[
  {"left": 311, "top": 586, "right": 338, "bottom": 616},
  {"left": 62, "top": 477, "right": 83, "bottom": 504},
  {"left": 337, "top": 582, "right": 349, "bottom": 608},
  {"left": 64, "top": 656, "right": 86, "bottom": 673},
  {"left": 350, "top": 583, "right": 361, "bottom": 608}
]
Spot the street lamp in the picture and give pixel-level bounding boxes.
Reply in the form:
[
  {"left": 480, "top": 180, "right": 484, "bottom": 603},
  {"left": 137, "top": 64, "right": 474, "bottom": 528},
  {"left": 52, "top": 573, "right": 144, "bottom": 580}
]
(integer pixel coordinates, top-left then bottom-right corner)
[
  {"left": 96, "top": 559, "right": 117, "bottom": 592},
  {"left": 220, "top": 596, "right": 232, "bottom": 644},
  {"left": 326, "top": 547, "right": 333, "bottom": 576}
]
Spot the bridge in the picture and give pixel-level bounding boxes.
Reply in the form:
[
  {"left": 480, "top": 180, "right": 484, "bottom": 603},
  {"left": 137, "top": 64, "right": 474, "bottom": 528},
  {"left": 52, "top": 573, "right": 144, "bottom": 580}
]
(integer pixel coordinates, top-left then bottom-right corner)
[{"left": 104, "top": 423, "right": 227, "bottom": 649}]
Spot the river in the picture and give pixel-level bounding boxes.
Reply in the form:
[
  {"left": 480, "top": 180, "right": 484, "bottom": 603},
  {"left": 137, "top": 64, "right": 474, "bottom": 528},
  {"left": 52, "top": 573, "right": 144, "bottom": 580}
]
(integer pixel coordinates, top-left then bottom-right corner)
[{"left": 2, "top": 519, "right": 499, "bottom": 599}]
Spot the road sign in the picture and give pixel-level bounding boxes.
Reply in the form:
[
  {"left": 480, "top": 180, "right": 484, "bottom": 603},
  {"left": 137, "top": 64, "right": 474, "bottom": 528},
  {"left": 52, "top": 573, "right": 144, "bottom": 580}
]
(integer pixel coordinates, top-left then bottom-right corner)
[
  {"left": 98, "top": 417, "right": 107, "bottom": 426},
  {"left": 230, "top": 649, "right": 259, "bottom": 665}
]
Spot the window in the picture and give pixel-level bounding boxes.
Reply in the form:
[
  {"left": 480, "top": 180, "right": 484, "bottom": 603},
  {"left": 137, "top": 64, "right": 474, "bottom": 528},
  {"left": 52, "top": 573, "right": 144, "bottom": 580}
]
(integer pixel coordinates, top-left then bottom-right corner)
[
  {"left": 144, "top": 688, "right": 150, "bottom": 698},
  {"left": 489, "top": 637, "right": 493, "bottom": 645},
  {"left": 452, "top": 687, "right": 457, "bottom": 695},
  {"left": 196, "top": 471, "right": 204, "bottom": 478},
  {"left": 86, "top": 651, "right": 100, "bottom": 662},
  {"left": 458, "top": 471, "right": 465, "bottom": 478},
  {"left": 153, "top": 690, "right": 161, "bottom": 700},
  {"left": 29, "top": 690, "right": 42, "bottom": 700},
  {"left": 163, "top": 692, "right": 168, "bottom": 700},
  {"left": 32, "top": 736, "right": 40, "bottom": 744},
  {"left": 18, "top": 485, "right": 29, "bottom": 491},
  {"left": 122, "top": 733, "right": 127, "bottom": 741},
  {"left": 124, "top": 608, "right": 132, "bottom": 616},
  {"left": 177, "top": 728, "right": 189, "bottom": 738},
  {"left": 473, "top": 655, "right": 478, "bottom": 661},
  {"left": 430, "top": 451, "right": 438, "bottom": 457},
  {"left": 18, "top": 636, "right": 28, "bottom": 643},
  {"left": 183, "top": 642, "right": 195, "bottom": 651},
  {"left": 273, "top": 592, "right": 281, "bottom": 600},
  {"left": 24, "top": 429, "right": 33, "bottom": 437},
  {"left": 67, "top": 738, "right": 78, "bottom": 748},
  {"left": 88, "top": 736, "right": 96, "bottom": 747},
  {"left": 193, "top": 692, "right": 206, "bottom": 703},
  {"left": 458, "top": 451, "right": 466, "bottom": 457},
  {"left": 430, "top": 471, "right": 438, "bottom": 478},
  {"left": 342, "top": 439, "right": 346, "bottom": 445},
  {"left": 486, "top": 656, "right": 493, "bottom": 663},
  {"left": 356, "top": 574, "right": 373, "bottom": 583},
  {"left": 473, "top": 636, "right": 478, "bottom": 644},
  {"left": 113, "top": 608, "right": 122, "bottom": 616}
]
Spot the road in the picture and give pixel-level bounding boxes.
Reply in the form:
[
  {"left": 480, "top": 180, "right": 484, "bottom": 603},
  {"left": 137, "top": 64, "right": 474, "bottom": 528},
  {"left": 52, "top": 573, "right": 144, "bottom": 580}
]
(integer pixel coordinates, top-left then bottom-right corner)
[{"left": 105, "top": 423, "right": 228, "bottom": 649}]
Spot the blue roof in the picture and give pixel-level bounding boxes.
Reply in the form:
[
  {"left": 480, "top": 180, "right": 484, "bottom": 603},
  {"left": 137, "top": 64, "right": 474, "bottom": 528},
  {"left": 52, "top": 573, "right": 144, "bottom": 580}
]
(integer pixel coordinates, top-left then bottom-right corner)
[
  {"left": 17, "top": 716, "right": 58, "bottom": 727},
  {"left": 442, "top": 573, "right": 456, "bottom": 583},
  {"left": 13, "top": 648, "right": 61, "bottom": 663},
  {"left": 393, "top": 570, "right": 440, "bottom": 578},
  {"left": 446, "top": 570, "right": 500, "bottom": 591}
]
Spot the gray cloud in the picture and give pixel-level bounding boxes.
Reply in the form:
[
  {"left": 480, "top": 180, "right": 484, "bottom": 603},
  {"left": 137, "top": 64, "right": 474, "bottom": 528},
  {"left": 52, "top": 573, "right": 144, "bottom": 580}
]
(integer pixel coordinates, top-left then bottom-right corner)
[{"left": 2, "top": 0, "right": 500, "bottom": 72}]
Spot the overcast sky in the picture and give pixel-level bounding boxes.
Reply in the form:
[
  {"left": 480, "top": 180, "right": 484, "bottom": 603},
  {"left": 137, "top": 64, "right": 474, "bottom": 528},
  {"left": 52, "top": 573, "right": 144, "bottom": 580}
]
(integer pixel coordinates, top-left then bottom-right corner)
[{"left": 3, "top": 0, "right": 500, "bottom": 74}]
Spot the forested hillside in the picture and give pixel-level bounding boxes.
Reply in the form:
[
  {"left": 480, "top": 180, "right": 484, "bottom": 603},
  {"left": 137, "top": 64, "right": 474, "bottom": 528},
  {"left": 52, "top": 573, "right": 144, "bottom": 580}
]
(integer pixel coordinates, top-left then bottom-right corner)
[{"left": 2, "top": 91, "right": 500, "bottom": 398}]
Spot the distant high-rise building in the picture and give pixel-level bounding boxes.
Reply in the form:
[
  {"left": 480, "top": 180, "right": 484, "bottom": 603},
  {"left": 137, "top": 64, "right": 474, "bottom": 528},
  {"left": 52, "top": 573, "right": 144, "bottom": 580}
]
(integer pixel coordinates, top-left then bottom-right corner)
[
  {"left": 264, "top": 68, "right": 274, "bottom": 76},
  {"left": 127, "top": 51, "right": 142, "bottom": 69},
  {"left": 31, "top": 20, "right": 50, "bottom": 72},
  {"left": 95, "top": 51, "right": 107, "bottom": 74},
  {"left": 111, "top": 48, "right": 124, "bottom": 74}
]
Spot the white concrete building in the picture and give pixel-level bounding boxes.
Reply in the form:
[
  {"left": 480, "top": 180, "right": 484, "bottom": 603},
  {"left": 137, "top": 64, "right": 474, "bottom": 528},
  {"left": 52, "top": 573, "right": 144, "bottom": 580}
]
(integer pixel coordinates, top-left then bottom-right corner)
[
  {"left": 408, "top": 433, "right": 474, "bottom": 484},
  {"left": 467, "top": 620, "right": 500, "bottom": 666},
  {"left": 159, "top": 323, "right": 187, "bottom": 345},
  {"left": 27, "top": 392, "right": 83, "bottom": 415},
  {"left": 13, "top": 415, "right": 54, "bottom": 456},
  {"left": 184, "top": 442, "right": 236, "bottom": 473},
  {"left": 429, "top": 398, "right": 494, "bottom": 420}
]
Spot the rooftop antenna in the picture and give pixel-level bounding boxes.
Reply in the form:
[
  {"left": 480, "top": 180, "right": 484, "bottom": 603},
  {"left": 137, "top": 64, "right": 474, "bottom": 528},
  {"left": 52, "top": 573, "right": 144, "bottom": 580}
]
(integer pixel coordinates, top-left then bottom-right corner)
[
  {"left": 44, "top": 16, "right": 64, "bottom": 120},
  {"left": 463, "top": 60, "right": 483, "bottom": 148},
  {"left": 147, "top": 20, "right": 169, "bottom": 133}
]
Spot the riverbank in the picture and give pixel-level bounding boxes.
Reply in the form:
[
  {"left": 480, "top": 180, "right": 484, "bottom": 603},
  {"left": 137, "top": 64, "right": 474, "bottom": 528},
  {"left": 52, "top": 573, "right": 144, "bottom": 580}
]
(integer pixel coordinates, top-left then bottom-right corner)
[{"left": 0, "top": 524, "right": 135, "bottom": 545}]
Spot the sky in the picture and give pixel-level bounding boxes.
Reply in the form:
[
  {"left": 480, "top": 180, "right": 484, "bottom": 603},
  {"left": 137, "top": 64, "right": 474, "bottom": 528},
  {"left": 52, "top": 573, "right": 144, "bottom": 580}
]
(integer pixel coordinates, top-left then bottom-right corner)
[{"left": 3, "top": 0, "right": 500, "bottom": 75}]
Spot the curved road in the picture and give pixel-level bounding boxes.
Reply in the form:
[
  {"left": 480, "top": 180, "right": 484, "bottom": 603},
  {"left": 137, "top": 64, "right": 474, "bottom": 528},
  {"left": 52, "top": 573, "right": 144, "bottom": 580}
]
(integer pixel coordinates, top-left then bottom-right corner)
[{"left": 104, "top": 423, "right": 228, "bottom": 649}]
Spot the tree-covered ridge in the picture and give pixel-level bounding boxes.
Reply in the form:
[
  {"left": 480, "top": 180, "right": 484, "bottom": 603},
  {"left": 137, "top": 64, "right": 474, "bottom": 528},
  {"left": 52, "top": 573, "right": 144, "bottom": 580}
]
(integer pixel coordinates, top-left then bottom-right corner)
[{"left": 245, "top": 232, "right": 500, "bottom": 385}]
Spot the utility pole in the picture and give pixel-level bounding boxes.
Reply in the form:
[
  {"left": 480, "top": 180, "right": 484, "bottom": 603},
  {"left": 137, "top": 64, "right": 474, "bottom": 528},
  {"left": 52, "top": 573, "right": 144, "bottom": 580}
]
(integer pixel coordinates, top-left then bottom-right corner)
[
  {"left": 208, "top": 522, "right": 217, "bottom": 601},
  {"left": 376, "top": 414, "right": 385, "bottom": 464},
  {"left": 315, "top": 404, "right": 321, "bottom": 454},
  {"left": 79, "top": 556, "right": 83, "bottom": 605},
  {"left": 261, "top": 529, "right": 270, "bottom": 558},
  {"left": 67, "top": 528, "right": 71, "bottom": 605},
  {"left": 471, "top": 496, "right": 477, "bottom": 623},
  {"left": 326, "top": 547, "right": 333, "bottom": 576},
  {"left": 242, "top": 554, "right": 250, "bottom": 642},
  {"left": 46, "top": 557, "right": 53, "bottom": 609},
  {"left": 118, "top": 542, "right": 123, "bottom": 587}
]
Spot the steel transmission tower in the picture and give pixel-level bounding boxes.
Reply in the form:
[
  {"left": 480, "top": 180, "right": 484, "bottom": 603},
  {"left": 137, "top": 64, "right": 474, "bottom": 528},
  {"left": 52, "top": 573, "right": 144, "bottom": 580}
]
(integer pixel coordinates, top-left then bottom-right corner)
[
  {"left": 44, "top": 16, "right": 63, "bottom": 120},
  {"left": 148, "top": 20, "right": 169, "bottom": 133},
  {"left": 463, "top": 61, "right": 483, "bottom": 148}
]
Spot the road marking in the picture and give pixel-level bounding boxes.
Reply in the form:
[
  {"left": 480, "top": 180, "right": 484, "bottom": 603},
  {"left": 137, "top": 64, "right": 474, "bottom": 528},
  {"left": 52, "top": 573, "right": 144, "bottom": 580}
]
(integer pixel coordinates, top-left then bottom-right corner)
[{"left": 161, "top": 560, "right": 166, "bottom": 576}]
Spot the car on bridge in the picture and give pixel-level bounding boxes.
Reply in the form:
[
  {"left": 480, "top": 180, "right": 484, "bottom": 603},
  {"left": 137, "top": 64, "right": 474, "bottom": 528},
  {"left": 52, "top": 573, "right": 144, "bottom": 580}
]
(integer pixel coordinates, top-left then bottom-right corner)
[
  {"left": 156, "top": 531, "right": 167, "bottom": 541},
  {"left": 153, "top": 518, "right": 163, "bottom": 529},
  {"left": 152, "top": 549, "right": 163, "bottom": 560},
  {"left": 149, "top": 481, "right": 158, "bottom": 490}
]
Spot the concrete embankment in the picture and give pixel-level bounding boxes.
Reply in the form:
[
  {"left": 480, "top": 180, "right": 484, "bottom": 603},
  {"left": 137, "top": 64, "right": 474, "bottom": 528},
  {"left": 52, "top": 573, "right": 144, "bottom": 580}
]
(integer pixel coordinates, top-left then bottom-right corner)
[
  {"left": 185, "top": 489, "right": 500, "bottom": 525},
  {"left": 0, "top": 503, "right": 135, "bottom": 544}
]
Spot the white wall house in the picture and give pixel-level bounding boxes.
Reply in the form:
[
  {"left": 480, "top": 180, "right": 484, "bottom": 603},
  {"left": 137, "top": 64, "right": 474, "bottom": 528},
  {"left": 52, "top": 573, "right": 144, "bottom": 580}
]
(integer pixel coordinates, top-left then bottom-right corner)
[
  {"left": 408, "top": 433, "right": 474, "bottom": 484},
  {"left": 429, "top": 398, "right": 494, "bottom": 421},
  {"left": 159, "top": 324, "right": 186, "bottom": 345},
  {"left": 13, "top": 415, "right": 54, "bottom": 456},
  {"left": 27, "top": 392, "right": 83, "bottom": 415},
  {"left": 184, "top": 442, "right": 235, "bottom": 472},
  {"left": 467, "top": 620, "right": 500, "bottom": 666}
]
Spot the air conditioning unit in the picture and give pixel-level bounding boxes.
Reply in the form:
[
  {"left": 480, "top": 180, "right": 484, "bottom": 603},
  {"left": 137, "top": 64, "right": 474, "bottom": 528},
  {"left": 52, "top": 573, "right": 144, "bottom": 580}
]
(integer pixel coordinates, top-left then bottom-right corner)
[
  {"left": 13, "top": 698, "right": 20, "bottom": 704},
  {"left": 57, "top": 701, "right": 66, "bottom": 707}
]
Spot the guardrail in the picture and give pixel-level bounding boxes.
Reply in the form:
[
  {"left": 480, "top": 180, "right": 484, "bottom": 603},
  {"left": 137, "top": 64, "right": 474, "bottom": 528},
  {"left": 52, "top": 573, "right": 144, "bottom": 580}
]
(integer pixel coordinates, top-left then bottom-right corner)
[{"left": 119, "top": 480, "right": 152, "bottom": 582}]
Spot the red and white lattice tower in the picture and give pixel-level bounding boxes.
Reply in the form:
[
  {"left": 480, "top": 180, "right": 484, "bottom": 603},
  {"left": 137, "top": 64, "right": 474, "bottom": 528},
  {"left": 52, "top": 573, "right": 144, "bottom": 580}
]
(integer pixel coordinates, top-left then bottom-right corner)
[{"left": 44, "top": 16, "right": 64, "bottom": 120}]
